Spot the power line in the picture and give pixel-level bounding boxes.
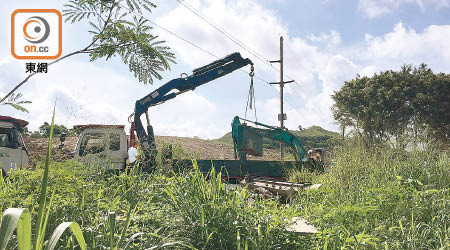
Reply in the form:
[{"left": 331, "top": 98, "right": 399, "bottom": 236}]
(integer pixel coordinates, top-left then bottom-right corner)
[
  {"left": 176, "top": 0, "right": 274, "bottom": 67},
  {"left": 120, "top": 3, "right": 271, "bottom": 85},
  {"left": 273, "top": 39, "right": 308, "bottom": 102},
  {"left": 285, "top": 92, "right": 302, "bottom": 109},
  {"left": 120, "top": 4, "right": 250, "bottom": 81},
  {"left": 119, "top": 3, "right": 304, "bottom": 112},
  {"left": 284, "top": 39, "right": 304, "bottom": 74},
  {"left": 177, "top": 0, "right": 306, "bottom": 111},
  {"left": 266, "top": 82, "right": 301, "bottom": 111},
  {"left": 141, "top": 18, "right": 218, "bottom": 59},
  {"left": 176, "top": 0, "right": 303, "bottom": 88},
  {"left": 283, "top": 40, "right": 320, "bottom": 103}
]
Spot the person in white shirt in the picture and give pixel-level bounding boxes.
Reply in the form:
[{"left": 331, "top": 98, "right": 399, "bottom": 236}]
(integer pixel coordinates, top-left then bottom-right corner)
[{"left": 127, "top": 141, "right": 139, "bottom": 165}]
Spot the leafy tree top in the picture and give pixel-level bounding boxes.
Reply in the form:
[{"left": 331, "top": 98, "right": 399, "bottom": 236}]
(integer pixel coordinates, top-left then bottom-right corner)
[
  {"left": 63, "top": 0, "right": 176, "bottom": 84},
  {"left": 332, "top": 64, "right": 450, "bottom": 148}
]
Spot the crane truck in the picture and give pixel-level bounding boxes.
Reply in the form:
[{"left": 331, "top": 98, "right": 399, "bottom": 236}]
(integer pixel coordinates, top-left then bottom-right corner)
[
  {"left": 73, "top": 52, "right": 323, "bottom": 178},
  {"left": 130, "top": 52, "right": 254, "bottom": 167},
  {"left": 72, "top": 52, "right": 253, "bottom": 170}
]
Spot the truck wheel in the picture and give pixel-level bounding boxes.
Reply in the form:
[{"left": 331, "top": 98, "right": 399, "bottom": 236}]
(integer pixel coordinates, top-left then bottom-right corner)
[{"left": 1, "top": 168, "right": 6, "bottom": 178}]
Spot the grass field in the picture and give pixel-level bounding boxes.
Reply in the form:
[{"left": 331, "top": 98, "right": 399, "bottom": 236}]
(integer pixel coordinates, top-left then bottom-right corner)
[{"left": 1, "top": 138, "right": 449, "bottom": 249}]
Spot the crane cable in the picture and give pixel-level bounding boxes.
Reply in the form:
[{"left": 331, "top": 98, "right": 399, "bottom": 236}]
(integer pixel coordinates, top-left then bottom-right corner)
[{"left": 245, "top": 65, "right": 257, "bottom": 122}]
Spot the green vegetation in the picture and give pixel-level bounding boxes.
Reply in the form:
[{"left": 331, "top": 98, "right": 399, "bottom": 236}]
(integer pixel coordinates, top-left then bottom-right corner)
[
  {"left": 1, "top": 93, "right": 31, "bottom": 113},
  {"left": 292, "top": 142, "right": 450, "bottom": 249},
  {"left": 2, "top": 136, "right": 449, "bottom": 249},
  {"left": 1, "top": 160, "right": 313, "bottom": 249},
  {"left": 2, "top": 62, "right": 449, "bottom": 248},
  {"left": 216, "top": 125, "right": 339, "bottom": 150},
  {"left": 333, "top": 64, "right": 450, "bottom": 149},
  {"left": 1, "top": 108, "right": 86, "bottom": 250},
  {"left": 25, "top": 122, "right": 77, "bottom": 138},
  {"left": 290, "top": 126, "right": 340, "bottom": 149},
  {"left": 64, "top": 0, "right": 176, "bottom": 84}
]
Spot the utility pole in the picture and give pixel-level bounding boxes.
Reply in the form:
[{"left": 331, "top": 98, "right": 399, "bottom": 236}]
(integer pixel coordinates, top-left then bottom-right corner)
[{"left": 270, "top": 36, "right": 294, "bottom": 160}]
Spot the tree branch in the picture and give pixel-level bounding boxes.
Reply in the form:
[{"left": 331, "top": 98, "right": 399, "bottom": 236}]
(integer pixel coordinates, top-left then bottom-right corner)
[
  {"left": 0, "top": 1, "right": 116, "bottom": 104},
  {"left": 83, "top": 1, "right": 115, "bottom": 51}
]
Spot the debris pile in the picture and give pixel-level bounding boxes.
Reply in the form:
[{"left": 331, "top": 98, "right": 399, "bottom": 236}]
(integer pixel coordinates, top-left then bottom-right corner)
[
  {"left": 245, "top": 177, "right": 322, "bottom": 200},
  {"left": 239, "top": 178, "right": 321, "bottom": 234}
]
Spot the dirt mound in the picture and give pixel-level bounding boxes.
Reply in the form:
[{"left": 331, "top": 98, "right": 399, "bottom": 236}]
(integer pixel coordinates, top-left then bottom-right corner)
[
  {"left": 24, "top": 136, "right": 283, "bottom": 163},
  {"left": 24, "top": 136, "right": 78, "bottom": 163},
  {"left": 157, "top": 136, "right": 282, "bottom": 160}
]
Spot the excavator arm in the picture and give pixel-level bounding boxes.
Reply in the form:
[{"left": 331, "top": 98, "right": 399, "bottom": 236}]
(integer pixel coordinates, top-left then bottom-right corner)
[
  {"left": 256, "top": 129, "right": 305, "bottom": 162},
  {"left": 132, "top": 53, "right": 253, "bottom": 163},
  {"left": 231, "top": 116, "right": 306, "bottom": 162}
]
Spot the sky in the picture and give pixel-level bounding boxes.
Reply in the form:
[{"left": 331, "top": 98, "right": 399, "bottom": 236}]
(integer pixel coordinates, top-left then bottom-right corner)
[{"left": 1, "top": 0, "right": 450, "bottom": 139}]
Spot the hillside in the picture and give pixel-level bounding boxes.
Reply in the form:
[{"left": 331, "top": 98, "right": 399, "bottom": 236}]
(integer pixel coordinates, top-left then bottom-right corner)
[
  {"left": 215, "top": 125, "right": 339, "bottom": 149},
  {"left": 290, "top": 126, "right": 340, "bottom": 148}
]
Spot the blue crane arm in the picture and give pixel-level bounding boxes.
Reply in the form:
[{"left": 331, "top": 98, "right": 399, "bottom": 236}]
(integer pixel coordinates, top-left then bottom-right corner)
[{"left": 134, "top": 53, "right": 253, "bottom": 162}]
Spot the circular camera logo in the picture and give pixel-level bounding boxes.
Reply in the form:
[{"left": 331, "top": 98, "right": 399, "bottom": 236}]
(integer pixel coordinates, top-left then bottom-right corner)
[{"left": 23, "top": 16, "right": 50, "bottom": 44}]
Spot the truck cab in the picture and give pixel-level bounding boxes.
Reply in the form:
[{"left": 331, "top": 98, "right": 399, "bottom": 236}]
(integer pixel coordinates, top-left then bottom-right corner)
[
  {"left": 0, "top": 116, "right": 29, "bottom": 177},
  {"left": 73, "top": 125, "right": 128, "bottom": 170}
]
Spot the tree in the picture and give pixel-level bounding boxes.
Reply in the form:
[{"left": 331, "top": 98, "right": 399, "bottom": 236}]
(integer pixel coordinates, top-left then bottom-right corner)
[
  {"left": 332, "top": 64, "right": 450, "bottom": 149},
  {"left": 0, "top": 0, "right": 175, "bottom": 108},
  {"left": 37, "top": 122, "right": 77, "bottom": 137},
  {"left": 414, "top": 70, "right": 450, "bottom": 146}
]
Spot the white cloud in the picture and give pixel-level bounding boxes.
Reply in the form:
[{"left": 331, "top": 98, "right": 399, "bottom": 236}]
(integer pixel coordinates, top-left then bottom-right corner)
[
  {"left": 359, "top": 65, "right": 377, "bottom": 77},
  {"left": 257, "top": 20, "right": 450, "bottom": 132},
  {"left": 319, "top": 54, "right": 357, "bottom": 93},
  {"left": 149, "top": 91, "right": 225, "bottom": 139},
  {"left": 360, "top": 22, "right": 450, "bottom": 73},
  {"left": 154, "top": 0, "right": 450, "bottom": 134},
  {"left": 268, "top": 54, "right": 357, "bottom": 132},
  {"left": 154, "top": 0, "right": 345, "bottom": 133},
  {"left": 358, "top": 0, "right": 450, "bottom": 18},
  {"left": 308, "top": 30, "right": 342, "bottom": 49},
  {"left": 0, "top": 0, "right": 361, "bottom": 136}
]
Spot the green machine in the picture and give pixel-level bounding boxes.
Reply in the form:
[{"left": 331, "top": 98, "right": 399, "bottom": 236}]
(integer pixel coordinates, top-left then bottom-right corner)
[
  {"left": 171, "top": 117, "right": 320, "bottom": 180},
  {"left": 231, "top": 116, "right": 306, "bottom": 162}
]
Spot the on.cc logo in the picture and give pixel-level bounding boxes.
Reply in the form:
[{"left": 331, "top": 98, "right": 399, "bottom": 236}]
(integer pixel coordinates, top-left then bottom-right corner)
[
  {"left": 23, "top": 16, "right": 50, "bottom": 44},
  {"left": 11, "top": 9, "right": 62, "bottom": 60}
]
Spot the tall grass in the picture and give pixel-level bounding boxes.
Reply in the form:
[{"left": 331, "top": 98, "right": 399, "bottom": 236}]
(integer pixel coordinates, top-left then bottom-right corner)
[
  {"left": 292, "top": 143, "right": 450, "bottom": 249},
  {"left": 1, "top": 126, "right": 449, "bottom": 249},
  {"left": 0, "top": 108, "right": 86, "bottom": 250}
]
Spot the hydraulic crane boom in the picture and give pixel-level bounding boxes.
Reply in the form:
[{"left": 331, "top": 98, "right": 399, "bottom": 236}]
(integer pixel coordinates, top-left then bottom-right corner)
[{"left": 132, "top": 52, "right": 253, "bottom": 164}]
